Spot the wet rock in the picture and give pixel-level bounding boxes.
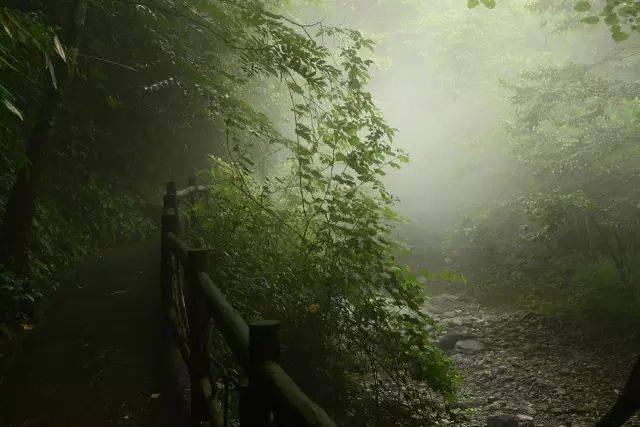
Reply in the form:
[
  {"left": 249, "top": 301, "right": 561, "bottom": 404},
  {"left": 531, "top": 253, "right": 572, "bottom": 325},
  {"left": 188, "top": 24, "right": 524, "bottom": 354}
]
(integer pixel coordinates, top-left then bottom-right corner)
[
  {"left": 453, "top": 397, "right": 487, "bottom": 409},
  {"left": 438, "top": 332, "right": 475, "bottom": 351},
  {"left": 486, "top": 400, "right": 504, "bottom": 411},
  {"left": 421, "top": 302, "right": 443, "bottom": 315},
  {"left": 569, "top": 405, "right": 592, "bottom": 415},
  {"left": 455, "top": 339, "right": 485, "bottom": 354},
  {"left": 450, "top": 353, "right": 465, "bottom": 363},
  {"left": 560, "top": 367, "right": 572, "bottom": 375},
  {"left": 516, "top": 414, "right": 534, "bottom": 424},
  {"left": 487, "top": 415, "right": 519, "bottom": 427},
  {"left": 550, "top": 406, "right": 565, "bottom": 415},
  {"left": 496, "top": 365, "right": 508, "bottom": 374},
  {"left": 422, "top": 291, "right": 640, "bottom": 426},
  {"left": 447, "top": 316, "right": 464, "bottom": 327}
]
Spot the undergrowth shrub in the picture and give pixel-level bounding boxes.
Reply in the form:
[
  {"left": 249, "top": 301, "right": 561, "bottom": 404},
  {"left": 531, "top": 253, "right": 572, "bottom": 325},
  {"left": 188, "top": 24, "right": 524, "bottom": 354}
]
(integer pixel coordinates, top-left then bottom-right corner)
[
  {"left": 0, "top": 8, "right": 155, "bottom": 324},
  {"left": 188, "top": 158, "right": 458, "bottom": 426},
  {"left": 0, "top": 159, "right": 154, "bottom": 322}
]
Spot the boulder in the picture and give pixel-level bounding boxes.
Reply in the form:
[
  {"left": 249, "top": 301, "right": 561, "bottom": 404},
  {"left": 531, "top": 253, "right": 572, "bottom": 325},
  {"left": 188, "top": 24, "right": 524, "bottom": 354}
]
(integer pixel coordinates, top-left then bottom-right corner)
[
  {"left": 447, "top": 316, "right": 464, "bottom": 327},
  {"left": 487, "top": 414, "right": 535, "bottom": 427},
  {"left": 487, "top": 415, "right": 519, "bottom": 427},
  {"left": 437, "top": 332, "right": 475, "bottom": 351},
  {"left": 517, "top": 414, "right": 534, "bottom": 423},
  {"left": 450, "top": 353, "right": 465, "bottom": 363},
  {"left": 455, "top": 338, "right": 485, "bottom": 354}
]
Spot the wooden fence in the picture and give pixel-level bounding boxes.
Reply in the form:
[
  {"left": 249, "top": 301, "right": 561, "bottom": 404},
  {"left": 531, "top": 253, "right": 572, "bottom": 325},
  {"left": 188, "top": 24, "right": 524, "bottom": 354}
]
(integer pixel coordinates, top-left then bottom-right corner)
[{"left": 161, "top": 179, "right": 337, "bottom": 427}]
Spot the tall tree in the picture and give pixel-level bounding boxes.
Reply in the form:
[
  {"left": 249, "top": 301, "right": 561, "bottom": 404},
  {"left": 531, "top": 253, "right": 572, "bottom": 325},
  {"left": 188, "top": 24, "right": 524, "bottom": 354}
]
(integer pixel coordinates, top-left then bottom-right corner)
[{"left": 0, "top": 0, "right": 87, "bottom": 275}]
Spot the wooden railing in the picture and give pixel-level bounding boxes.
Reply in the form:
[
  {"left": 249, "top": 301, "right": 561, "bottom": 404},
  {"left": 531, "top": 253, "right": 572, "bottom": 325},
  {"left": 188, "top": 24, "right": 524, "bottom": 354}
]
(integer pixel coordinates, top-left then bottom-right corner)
[{"left": 160, "top": 179, "right": 337, "bottom": 427}]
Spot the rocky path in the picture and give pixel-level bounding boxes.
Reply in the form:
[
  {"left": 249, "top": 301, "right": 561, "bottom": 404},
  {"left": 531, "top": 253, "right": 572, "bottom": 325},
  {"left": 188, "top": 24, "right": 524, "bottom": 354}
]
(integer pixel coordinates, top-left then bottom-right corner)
[{"left": 424, "top": 293, "right": 640, "bottom": 426}]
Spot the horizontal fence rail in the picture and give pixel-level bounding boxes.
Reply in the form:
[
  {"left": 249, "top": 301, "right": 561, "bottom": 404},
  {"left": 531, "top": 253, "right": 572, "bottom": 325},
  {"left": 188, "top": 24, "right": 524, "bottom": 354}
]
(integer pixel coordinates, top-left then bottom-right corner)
[{"left": 161, "top": 179, "right": 337, "bottom": 427}]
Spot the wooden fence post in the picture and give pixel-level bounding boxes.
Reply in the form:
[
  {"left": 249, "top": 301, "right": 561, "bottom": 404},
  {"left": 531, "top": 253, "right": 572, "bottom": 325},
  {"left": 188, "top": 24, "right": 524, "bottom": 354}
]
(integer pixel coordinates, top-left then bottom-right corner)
[
  {"left": 186, "top": 249, "right": 212, "bottom": 425},
  {"left": 165, "top": 181, "right": 178, "bottom": 216},
  {"left": 185, "top": 176, "right": 197, "bottom": 231},
  {"left": 160, "top": 212, "right": 179, "bottom": 308},
  {"left": 164, "top": 194, "right": 178, "bottom": 213},
  {"left": 240, "top": 320, "right": 282, "bottom": 427},
  {"left": 167, "top": 180, "right": 177, "bottom": 195}
]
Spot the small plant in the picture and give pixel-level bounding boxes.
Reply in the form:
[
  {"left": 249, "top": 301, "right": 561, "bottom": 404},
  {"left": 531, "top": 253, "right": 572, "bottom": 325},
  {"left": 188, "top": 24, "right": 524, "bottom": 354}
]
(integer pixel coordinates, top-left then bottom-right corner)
[{"left": 0, "top": 264, "right": 40, "bottom": 323}]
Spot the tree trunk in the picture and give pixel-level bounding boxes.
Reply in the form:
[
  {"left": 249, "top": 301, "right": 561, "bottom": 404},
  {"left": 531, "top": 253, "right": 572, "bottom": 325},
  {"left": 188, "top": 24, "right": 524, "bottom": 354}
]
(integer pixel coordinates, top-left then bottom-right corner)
[
  {"left": 0, "top": 90, "right": 60, "bottom": 275},
  {"left": 597, "top": 356, "right": 640, "bottom": 426},
  {"left": 0, "top": 0, "right": 87, "bottom": 276}
]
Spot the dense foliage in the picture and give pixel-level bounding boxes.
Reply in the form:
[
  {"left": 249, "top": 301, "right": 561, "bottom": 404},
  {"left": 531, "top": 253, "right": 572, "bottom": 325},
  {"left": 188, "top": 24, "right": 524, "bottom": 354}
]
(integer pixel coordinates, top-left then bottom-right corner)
[
  {"left": 171, "top": 1, "right": 459, "bottom": 422},
  {"left": 5, "top": 0, "right": 640, "bottom": 422},
  {"left": 474, "top": 0, "right": 640, "bottom": 42},
  {"left": 191, "top": 159, "right": 456, "bottom": 424},
  {"left": 1, "top": 0, "right": 459, "bottom": 423},
  {"left": 445, "top": 65, "right": 640, "bottom": 321}
]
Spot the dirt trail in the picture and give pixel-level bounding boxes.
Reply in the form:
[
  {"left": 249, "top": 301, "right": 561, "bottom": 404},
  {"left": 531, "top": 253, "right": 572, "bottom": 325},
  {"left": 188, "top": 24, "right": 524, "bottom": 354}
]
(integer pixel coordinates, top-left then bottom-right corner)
[
  {"left": 0, "top": 237, "right": 184, "bottom": 427},
  {"left": 424, "top": 293, "right": 640, "bottom": 426}
]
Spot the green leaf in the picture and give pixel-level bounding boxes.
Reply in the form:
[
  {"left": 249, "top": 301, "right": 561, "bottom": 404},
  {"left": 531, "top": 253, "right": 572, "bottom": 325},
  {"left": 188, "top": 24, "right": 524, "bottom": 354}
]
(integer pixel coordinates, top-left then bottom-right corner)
[
  {"left": 581, "top": 16, "right": 599, "bottom": 24},
  {"left": 45, "top": 54, "right": 57, "bottom": 89},
  {"left": 106, "top": 95, "right": 121, "bottom": 110},
  {"left": 574, "top": 1, "right": 591, "bottom": 12},
  {"left": 467, "top": 0, "right": 480, "bottom": 8},
  {"left": 53, "top": 35, "right": 66, "bottom": 62},
  {"left": 1, "top": 16, "right": 13, "bottom": 38},
  {"left": 604, "top": 14, "right": 619, "bottom": 25},
  {"left": 480, "top": 0, "right": 496, "bottom": 8},
  {"left": 287, "top": 81, "right": 303, "bottom": 95},
  {"left": 3, "top": 98, "right": 23, "bottom": 120},
  {"left": 612, "top": 30, "right": 629, "bottom": 42}
]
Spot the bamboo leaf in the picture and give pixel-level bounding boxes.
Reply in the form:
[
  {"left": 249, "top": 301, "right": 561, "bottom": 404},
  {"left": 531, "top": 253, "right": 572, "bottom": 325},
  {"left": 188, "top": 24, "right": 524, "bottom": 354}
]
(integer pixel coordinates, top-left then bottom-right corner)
[
  {"left": 3, "top": 98, "right": 23, "bottom": 120},
  {"left": 45, "top": 53, "right": 57, "bottom": 89},
  {"left": 53, "top": 35, "right": 66, "bottom": 62}
]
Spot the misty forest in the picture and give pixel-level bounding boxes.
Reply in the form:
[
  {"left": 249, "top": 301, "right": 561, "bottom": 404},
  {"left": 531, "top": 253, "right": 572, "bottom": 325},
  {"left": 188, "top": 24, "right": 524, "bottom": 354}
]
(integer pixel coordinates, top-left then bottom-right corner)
[{"left": 1, "top": 0, "right": 640, "bottom": 426}]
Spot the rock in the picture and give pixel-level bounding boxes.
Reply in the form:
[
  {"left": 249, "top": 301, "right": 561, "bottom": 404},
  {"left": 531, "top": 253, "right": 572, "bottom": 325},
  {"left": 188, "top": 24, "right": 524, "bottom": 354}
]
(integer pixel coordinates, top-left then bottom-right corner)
[
  {"left": 516, "top": 414, "right": 534, "bottom": 424},
  {"left": 486, "top": 400, "right": 503, "bottom": 411},
  {"left": 450, "top": 353, "right": 465, "bottom": 363},
  {"left": 447, "top": 316, "right": 464, "bottom": 327},
  {"left": 492, "top": 365, "right": 508, "bottom": 376},
  {"left": 421, "top": 302, "right": 443, "bottom": 315},
  {"left": 452, "top": 397, "right": 486, "bottom": 409},
  {"left": 436, "top": 294, "right": 459, "bottom": 303},
  {"left": 487, "top": 415, "right": 518, "bottom": 427},
  {"left": 437, "top": 331, "right": 475, "bottom": 351},
  {"left": 455, "top": 339, "right": 485, "bottom": 354},
  {"left": 521, "top": 343, "right": 541, "bottom": 353},
  {"left": 487, "top": 414, "right": 535, "bottom": 427},
  {"left": 569, "top": 405, "right": 593, "bottom": 415}
]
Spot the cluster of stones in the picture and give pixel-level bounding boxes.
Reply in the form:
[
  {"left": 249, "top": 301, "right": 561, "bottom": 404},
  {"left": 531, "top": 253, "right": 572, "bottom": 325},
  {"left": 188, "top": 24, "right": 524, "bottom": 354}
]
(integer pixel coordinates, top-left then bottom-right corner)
[{"left": 423, "top": 293, "right": 640, "bottom": 426}]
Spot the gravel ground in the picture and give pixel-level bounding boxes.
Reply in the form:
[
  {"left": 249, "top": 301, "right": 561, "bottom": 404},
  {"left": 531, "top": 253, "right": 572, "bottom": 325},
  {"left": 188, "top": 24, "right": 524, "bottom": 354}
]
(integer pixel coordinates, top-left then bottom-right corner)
[{"left": 424, "top": 293, "right": 640, "bottom": 426}]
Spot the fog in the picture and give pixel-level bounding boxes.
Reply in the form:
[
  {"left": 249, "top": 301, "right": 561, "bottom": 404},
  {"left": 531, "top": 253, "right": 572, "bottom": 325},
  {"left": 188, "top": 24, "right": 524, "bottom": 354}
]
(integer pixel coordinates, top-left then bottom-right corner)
[
  {"left": 291, "top": 3, "right": 614, "bottom": 213},
  {"left": 3, "top": 1, "right": 640, "bottom": 425},
  {"left": 288, "top": 0, "right": 636, "bottom": 271}
]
